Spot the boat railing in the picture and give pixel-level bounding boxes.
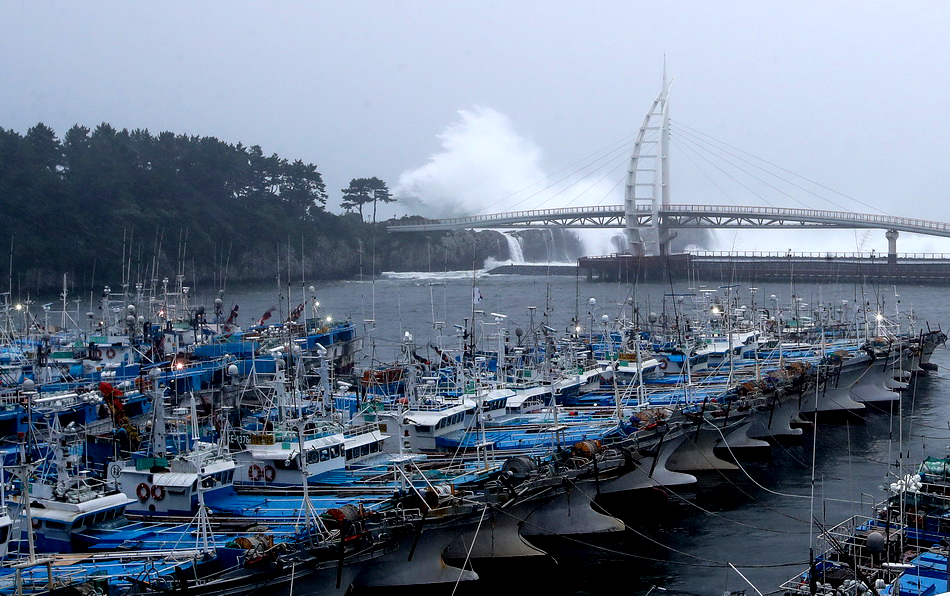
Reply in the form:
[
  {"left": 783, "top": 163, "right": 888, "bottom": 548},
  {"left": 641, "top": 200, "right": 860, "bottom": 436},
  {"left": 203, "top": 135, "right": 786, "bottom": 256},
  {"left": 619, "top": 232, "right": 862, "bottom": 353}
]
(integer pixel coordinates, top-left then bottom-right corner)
[
  {"left": 263, "top": 427, "right": 339, "bottom": 444},
  {"left": 0, "top": 392, "right": 23, "bottom": 407},
  {"left": 344, "top": 422, "right": 381, "bottom": 438},
  {"left": 379, "top": 506, "right": 424, "bottom": 524},
  {"left": 0, "top": 550, "right": 196, "bottom": 590},
  {"left": 401, "top": 399, "right": 469, "bottom": 413},
  {"left": 780, "top": 511, "right": 902, "bottom": 594}
]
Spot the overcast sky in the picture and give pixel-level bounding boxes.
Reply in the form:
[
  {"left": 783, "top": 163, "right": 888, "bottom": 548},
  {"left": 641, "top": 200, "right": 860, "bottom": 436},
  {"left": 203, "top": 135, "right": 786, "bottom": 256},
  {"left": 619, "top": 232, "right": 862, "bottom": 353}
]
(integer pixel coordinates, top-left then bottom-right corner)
[{"left": 3, "top": 1, "right": 949, "bottom": 255}]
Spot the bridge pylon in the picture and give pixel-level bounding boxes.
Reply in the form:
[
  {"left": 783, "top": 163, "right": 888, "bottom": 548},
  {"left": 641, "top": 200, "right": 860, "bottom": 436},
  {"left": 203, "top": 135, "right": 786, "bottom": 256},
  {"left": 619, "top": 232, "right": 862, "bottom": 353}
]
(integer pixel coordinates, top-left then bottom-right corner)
[
  {"left": 625, "top": 71, "right": 673, "bottom": 256},
  {"left": 886, "top": 229, "right": 899, "bottom": 265}
]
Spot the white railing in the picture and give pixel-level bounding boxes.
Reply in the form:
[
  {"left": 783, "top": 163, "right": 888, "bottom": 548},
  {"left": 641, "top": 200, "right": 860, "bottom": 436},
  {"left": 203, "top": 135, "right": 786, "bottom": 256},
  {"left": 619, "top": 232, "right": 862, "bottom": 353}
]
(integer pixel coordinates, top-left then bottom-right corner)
[
  {"left": 387, "top": 204, "right": 950, "bottom": 235},
  {"left": 387, "top": 204, "right": 622, "bottom": 227},
  {"left": 666, "top": 204, "right": 950, "bottom": 233},
  {"left": 690, "top": 251, "right": 950, "bottom": 260}
]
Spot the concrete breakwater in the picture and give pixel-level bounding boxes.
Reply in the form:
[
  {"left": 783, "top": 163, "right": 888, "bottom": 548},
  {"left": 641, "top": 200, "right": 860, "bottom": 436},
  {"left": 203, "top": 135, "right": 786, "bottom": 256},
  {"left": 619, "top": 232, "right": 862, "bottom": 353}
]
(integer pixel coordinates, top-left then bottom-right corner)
[{"left": 487, "top": 251, "right": 950, "bottom": 284}]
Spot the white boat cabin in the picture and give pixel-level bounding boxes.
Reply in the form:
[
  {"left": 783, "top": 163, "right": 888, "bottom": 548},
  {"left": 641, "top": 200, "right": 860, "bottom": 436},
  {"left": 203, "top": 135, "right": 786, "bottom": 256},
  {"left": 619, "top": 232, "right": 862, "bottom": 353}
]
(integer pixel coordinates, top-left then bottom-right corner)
[
  {"left": 233, "top": 421, "right": 387, "bottom": 485},
  {"left": 113, "top": 451, "right": 237, "bottom": 515}
]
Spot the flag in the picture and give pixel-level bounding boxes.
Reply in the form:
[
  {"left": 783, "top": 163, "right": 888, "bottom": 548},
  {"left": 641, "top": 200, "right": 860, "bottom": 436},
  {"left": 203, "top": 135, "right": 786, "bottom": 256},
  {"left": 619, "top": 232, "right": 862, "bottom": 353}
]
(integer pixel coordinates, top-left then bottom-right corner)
[
  {"left": 256, "top": 306, "right": 276, "bottom": 326},
  {"left": 473, "top": 287, "right": 482, "bottom": 304},
  {"left": 225, "top": 304, "right": 239, "bottom": 325},
  {"left": 288, "top": 302, "right": 305, "bottom": 322}
]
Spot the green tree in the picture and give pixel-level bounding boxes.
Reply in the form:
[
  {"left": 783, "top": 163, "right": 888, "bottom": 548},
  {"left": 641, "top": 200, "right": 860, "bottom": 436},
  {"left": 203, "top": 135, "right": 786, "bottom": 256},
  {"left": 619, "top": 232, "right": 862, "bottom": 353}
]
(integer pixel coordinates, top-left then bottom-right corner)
[{"left": 340, "top": 177, "right": 394, "bottom": 222}]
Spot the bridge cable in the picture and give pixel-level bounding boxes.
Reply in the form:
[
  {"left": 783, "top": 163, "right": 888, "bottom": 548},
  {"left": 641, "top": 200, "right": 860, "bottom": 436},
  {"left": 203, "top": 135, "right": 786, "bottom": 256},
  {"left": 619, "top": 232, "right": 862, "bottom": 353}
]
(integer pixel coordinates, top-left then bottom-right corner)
[
  {"left": 592, "top": 169, "right": 628, "bottom": 206},
  {"left": 668, "top": 134, "right": 778, "bottom": 208},
  {"left": 672, "top": 133, "right": 740, "bottom": 206},
  {"left": 475, "top": 133, "right": 638, "bottom": 214},
  {"left": 671, "top": 120, "right": 893, "bottom": 217},
  {"left": 564, "top": 154, "right": 631, "bottom": 207},
  {"left": 673, "top": 128, "right": 881, "bottom": 216},
  {"left": 502, "top": 137, "right": 640, "bottom": 212},
  {"left": 672, "top": 124, "right": 860, "bottom": 213},
  {"left": 671, "top": 130, "right": 816, "bottom": 210}
]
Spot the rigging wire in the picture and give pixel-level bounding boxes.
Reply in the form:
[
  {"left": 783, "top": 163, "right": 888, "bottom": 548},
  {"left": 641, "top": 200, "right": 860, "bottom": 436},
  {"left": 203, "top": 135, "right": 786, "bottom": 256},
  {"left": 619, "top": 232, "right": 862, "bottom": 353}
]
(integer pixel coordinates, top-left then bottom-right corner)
[
  {"left": 567, "top": 480, "right": 811, "bottom": 569},
  {"left": 661, "top": 485, "right": 810, "bottom": 535},
  {"left": 454, "top": 491, "right": 809, "bottom": 570},
  {"left": 708, "top": 422, "right": 811, "bottom": 500}
]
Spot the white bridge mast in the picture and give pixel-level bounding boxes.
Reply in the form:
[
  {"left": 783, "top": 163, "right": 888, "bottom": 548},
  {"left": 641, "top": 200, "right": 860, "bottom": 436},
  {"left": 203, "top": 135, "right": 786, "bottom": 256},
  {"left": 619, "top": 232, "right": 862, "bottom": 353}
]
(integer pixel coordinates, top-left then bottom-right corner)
[{"left": 625, "top": 68, "right": 674, "bottom": 256}]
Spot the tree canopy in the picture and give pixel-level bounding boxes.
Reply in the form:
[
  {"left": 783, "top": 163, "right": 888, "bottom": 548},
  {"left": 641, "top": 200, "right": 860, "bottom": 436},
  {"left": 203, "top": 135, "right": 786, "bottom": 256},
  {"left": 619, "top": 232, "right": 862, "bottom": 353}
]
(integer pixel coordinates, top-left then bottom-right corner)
[
  {"left": 340, "top": 177, "right": 394, "bottom": 222},
  {"left": 0, "top": 123, "right": 335, "bottom": 291},
  {"left": 0, "top": 122, "right": 503, "bottom": 295}
]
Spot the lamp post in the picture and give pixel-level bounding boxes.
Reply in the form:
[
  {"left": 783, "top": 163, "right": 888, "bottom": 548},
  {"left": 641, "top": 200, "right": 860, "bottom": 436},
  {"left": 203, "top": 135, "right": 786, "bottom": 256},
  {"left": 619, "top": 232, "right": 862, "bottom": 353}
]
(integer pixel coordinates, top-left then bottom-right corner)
[{"left": 588, "top": 297, "right": 596, "bottom": 347}]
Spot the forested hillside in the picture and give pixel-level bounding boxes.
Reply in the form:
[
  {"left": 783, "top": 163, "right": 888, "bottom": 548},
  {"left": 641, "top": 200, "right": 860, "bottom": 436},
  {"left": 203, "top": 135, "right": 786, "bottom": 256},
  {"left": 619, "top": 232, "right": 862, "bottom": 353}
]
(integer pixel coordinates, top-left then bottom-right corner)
[{"left": 0, "top": 123, "right": 506, "bottom": 294}]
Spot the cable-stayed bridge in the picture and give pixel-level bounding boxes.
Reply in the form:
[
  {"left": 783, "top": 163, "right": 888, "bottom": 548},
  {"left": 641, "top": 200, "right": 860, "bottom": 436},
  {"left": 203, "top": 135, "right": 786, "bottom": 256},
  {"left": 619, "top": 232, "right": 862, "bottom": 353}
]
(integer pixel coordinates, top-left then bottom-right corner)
[
  {"left": 387, "top": 203, "right": 950, "bottom": 257},
  {"left": 388, "top": 75, "right": 948, "bottom": 263}
]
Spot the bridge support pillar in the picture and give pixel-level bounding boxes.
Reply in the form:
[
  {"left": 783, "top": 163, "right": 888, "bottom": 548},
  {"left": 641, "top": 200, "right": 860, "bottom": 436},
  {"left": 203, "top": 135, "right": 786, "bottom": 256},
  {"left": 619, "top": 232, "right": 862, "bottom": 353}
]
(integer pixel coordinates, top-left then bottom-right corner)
[
  {"left": 886, "top": 229, "right": 899, "bottom": 265},
  {"left": 658, "top": 229, "right": 677, "bottom": 256}
]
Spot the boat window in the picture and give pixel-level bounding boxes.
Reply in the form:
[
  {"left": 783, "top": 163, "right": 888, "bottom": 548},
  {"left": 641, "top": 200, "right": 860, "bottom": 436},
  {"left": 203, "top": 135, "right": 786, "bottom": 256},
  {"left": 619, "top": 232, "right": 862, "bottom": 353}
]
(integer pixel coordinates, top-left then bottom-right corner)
[
  {"left": 360, "top": 444, "right": 369, "bottom": 456},
  {"left": 345, "top": 448, "right": 354, "bottom": 460},
  {"left": 46, "top": 521, "right": 66, "bottom": 531},
  {"left": 369, "top": 442, "right": 379, "bottom": 453},
  {"left": 330, "top": 445, "right": 341, "bottom": 459},
  {"left": 0, "top": 525, "right": 8, "bottom": 543},
  {"left": 319, "top": 448, "right": 330, "bottom": 462},
  {"left": 416, "top": 425, "right": 431, "bottom": 433}
]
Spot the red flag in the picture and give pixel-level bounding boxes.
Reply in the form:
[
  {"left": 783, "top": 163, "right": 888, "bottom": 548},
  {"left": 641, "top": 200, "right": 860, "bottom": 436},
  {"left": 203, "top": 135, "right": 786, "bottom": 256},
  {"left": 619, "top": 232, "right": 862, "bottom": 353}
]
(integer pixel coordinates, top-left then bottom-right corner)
[
  {"left": 226, "top": 304, "right": 239, "bottom": 325},
  {"left": 287, "top": 302, "right": 305, "bottom": 322},
  {"left": 256, "top": 306, "right": 276, "bottom": 326}
]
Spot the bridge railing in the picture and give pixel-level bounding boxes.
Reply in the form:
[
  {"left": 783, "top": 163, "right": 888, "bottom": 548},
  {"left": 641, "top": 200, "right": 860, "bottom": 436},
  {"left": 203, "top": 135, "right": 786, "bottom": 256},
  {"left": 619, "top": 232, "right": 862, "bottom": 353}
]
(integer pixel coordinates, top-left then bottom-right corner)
[
  {"left": 666, "top": 205, "right": 950, "bottom": 232},
  {"left": 386, "top": 204, "right": 623, "bottom": 227},
  {"left": 691, "top": 251, "right": 950, "bottom": 260},
  {"left": 387, "top": 203, "right": 950, "bottom": 235},
  {"left": 579, "top": 251, "right": 950, "bottom": 261}
]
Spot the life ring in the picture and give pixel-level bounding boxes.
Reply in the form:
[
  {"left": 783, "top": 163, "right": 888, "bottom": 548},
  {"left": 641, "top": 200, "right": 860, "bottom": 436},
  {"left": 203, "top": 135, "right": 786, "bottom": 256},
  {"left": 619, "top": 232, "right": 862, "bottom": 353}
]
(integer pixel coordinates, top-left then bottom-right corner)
[
  {"left": 264, "top": 465, "right": 277, "bottom": 482},
  {"left": 659, "top": 360, "right": 668, "bottom": 370},
  {"left": 248, "top": 464, "right": 263, "bottom": 481},
  {"left": 136, "top": 482, "right": 151, "bottom": 501},
  {"left": 105, "top": 348, "right": 116, "bottom": 359},
  {"left": 151, "top": 484, "right": 165, "bottom": 501},
  {"left": 91, "top": 348, "right": 102, "bottom": 359}
]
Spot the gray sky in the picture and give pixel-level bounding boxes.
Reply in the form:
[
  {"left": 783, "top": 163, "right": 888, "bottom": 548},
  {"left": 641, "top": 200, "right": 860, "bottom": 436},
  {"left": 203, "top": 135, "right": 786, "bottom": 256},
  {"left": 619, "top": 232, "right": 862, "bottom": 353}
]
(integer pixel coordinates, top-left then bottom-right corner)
[{"left": 3, "top": 1, "right": 949, "bottom": 255}]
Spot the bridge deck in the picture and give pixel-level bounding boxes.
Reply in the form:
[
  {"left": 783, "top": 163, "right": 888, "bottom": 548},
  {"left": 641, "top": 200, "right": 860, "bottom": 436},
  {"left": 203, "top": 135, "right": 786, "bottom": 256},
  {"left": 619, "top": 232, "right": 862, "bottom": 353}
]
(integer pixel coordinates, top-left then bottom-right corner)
[{"left": 387, "top": 204, "right": 950, "bottom": 238}]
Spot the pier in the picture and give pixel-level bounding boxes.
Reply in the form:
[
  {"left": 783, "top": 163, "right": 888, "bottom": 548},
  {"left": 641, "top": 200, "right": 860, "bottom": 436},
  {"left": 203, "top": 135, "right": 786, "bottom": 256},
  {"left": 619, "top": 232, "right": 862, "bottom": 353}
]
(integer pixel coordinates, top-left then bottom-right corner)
[{"left": 577, "top": 251, "right": 950, "bottom": 283}]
